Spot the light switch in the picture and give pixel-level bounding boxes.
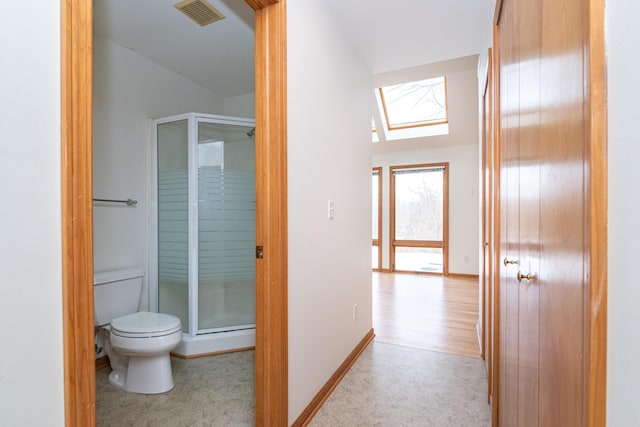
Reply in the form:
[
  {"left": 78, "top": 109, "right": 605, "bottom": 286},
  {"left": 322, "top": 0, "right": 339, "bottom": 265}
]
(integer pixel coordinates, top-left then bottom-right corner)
[{"left": 328, "top": 199, "right": 335, "bottom": 220}]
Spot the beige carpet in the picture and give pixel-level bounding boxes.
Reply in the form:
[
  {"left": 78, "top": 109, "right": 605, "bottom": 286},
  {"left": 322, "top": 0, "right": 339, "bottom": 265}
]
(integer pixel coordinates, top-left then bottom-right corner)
[{"left": 96, "top": 342, "right": 490, "bottom": 426}]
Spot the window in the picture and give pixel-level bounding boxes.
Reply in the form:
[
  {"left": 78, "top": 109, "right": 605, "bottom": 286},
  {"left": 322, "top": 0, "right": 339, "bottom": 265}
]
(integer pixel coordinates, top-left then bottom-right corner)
[
  {"left": 390, "top": 163, "right": 448, "bottom": 274},
  {"left": 379, "top": 76, "right": 448, "bottom": 130},
  {"left": 372, "top": 168, "right": 382, "bottom": 270}
]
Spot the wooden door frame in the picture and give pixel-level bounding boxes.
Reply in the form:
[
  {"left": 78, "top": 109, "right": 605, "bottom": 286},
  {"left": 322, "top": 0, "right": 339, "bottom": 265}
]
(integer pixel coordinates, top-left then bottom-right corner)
[
  {"left": 61, "top": 0, "right": 288, "bottom": 425},
  {"left": 490, "top": 20, "right": 501, "bottom": 427},
  {"left": 491, "top": 0, "right": 607, "bottom": 425},
  {"left": 480, "top": 46, "right": 494, "bottom": 401},
  {"left": 585, "top": 0, "right": 608, "bottom": 423}
]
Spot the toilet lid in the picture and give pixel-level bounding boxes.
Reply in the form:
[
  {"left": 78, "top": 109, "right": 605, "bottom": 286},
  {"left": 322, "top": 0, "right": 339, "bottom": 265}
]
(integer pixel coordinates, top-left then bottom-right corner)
[{"left": 111, "top": 311, "right": 182, "bottom": 337}]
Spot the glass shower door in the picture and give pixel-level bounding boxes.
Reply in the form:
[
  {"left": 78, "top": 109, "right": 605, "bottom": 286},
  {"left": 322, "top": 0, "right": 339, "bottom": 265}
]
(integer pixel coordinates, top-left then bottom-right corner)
[{"left": 197, "top": 119, "right": 256, "bottom": 332}]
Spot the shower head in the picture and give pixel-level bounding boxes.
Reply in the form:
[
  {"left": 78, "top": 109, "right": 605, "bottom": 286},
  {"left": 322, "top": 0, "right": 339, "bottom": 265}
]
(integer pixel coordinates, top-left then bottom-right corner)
[{"left": 247, "top": 127, "right": 255, "bottom": 138}]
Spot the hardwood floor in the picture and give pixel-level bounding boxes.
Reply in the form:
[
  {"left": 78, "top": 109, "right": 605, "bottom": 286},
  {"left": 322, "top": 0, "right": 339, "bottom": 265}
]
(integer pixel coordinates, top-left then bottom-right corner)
[{"left": 373, "top": 272, "right": 481, "bottom": 358}]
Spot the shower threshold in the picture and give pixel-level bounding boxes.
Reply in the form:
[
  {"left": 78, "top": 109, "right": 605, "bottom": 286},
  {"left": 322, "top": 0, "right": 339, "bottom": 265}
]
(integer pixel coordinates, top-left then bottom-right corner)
[{"left": 172, "top": 327, "right": 255, "bottom": 358}]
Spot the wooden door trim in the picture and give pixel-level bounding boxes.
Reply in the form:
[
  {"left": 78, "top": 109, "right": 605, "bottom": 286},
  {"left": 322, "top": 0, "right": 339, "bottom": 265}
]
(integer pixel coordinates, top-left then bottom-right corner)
[
  {"left": 490, "top": 21, "right": 500, "bottom": 427},
  {"left": 61, "top": 0, "right": 288, "bottom": 425},
  {"left": 253, "top": 0, "right": 288, "bottom": 425},
  {"left": 61, "top": 0, "right": 95, "bottom": 425},
  {"left": 480, "top": 50, "right": 489, "bottom": 361},
  {"left": 493, "top": 0, "right": 504, "bottom": 24},
  {"left": 586, "top": 0, "right": 608, "bottom": 424},
  {"left": 481, "top": 46, "right": 494, "bottom": 404},
  {"left": 491, "top": 16, "right": 501, "bottom": 427},
  {"left": 245, "top": 0, "right": 281, "bottom": 9}
]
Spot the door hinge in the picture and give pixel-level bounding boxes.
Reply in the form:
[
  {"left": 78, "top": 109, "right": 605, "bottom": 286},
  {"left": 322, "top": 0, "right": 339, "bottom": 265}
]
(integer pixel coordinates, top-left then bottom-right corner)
[{"left": 256, "top": 245, "right": 264, "bottom": 259}]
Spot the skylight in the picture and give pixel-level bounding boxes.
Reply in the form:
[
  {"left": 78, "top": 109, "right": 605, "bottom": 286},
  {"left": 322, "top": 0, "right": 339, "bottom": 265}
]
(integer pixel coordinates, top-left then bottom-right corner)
[{"left": 378, "top": 76, "right": 448, "bottom": 130}]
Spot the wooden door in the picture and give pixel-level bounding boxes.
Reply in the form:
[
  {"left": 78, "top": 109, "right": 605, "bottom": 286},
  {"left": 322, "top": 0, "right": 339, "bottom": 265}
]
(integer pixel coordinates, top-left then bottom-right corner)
[
  {"left": 515, "top": 0, "right": 542, "bottom": 424},
  {"left": 497, "top": 0, "right": 521, "bottom": 423},
  {"left": 537, "top": 0, "right": 588, "bottom": 423},
  {"left": 494, "top": 0, "right": 607, "bottom": 424}
]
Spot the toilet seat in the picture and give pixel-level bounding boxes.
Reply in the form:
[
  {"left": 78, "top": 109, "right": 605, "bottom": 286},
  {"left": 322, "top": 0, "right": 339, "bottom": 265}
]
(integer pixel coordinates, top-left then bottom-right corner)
[{"left": 111, "top": 311, "right": 182, "bottom": 338}]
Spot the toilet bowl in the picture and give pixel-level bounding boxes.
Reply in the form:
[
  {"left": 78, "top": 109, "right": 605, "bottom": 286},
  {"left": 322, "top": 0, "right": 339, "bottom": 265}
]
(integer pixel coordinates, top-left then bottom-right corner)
[
  {"left": 94, "top": 269, "right": 182, "bottom": 394},
  {"left": 105, "top": 311, "right": 182, "bottom": 394}
]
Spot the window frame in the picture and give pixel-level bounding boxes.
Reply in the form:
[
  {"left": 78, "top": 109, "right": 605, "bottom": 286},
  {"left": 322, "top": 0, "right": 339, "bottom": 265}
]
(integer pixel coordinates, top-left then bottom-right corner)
[
  {"left": 372, "top": 167, "right": 383, "bottom": 271},
  {"left": 390, "top": 162, "right": 449, "bottom": 275},
  {"left": 378, "top": 76, "right": 449, "bottom": 131}
]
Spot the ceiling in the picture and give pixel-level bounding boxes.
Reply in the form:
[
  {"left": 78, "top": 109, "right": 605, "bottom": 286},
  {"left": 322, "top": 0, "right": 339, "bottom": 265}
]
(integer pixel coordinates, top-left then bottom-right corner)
[
  {"left": 93, "top": 0, "right": 255, "bottom": 98},
  {"left": 323, "top": 0, "right": 495, "bottom": 75},
  {"left": 94, "top": 0, "right": 494, "bottom": 98}
]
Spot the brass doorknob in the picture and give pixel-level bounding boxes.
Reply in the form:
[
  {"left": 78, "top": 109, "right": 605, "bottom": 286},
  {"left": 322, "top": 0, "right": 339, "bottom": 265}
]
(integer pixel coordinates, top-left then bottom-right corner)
[
  {"left": 517, "top": 271, "right": 535, "bottom": 282},
  {"left": 503, "top": 258, "right": 518, "bottom": 266}
]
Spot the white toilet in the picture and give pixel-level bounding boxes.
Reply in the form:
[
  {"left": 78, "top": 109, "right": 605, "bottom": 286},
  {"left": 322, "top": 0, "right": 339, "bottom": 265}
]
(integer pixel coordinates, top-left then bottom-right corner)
[{"left": 94, "top": 268, "right": 182, "bottom": 394}]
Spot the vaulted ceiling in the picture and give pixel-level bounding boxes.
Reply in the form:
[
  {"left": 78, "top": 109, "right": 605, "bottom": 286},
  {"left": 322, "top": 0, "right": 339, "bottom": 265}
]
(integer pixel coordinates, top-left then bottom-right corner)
[
  {"left": 94, "top": 0, "right": 494, "bottom": 98},
  {"left": 322, "top": 0, "right": 494, "bottom": 74}
]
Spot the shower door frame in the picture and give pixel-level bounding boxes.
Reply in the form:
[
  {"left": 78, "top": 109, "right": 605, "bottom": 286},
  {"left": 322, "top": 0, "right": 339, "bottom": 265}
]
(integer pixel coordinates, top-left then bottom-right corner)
[{"left": 151, "top": 113, "right": 257, "bottom": 338}]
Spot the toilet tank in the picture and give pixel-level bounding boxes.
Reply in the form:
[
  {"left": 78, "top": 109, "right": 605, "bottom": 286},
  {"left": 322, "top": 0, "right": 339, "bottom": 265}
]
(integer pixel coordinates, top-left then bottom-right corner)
[{"left": 94, "top": 268, "right": 144, "bottom": 326}]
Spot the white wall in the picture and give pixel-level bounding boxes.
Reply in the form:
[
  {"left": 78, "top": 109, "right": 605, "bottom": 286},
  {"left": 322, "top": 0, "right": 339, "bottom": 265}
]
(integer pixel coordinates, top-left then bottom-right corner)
[
  {"left": 224, "top": 93, "right": 255, "bottom": 118},
  {"left": 0, "top": 2, "right": 64, "bottom": 426},
  {"left": 287, "top": 0, "right": 373, "bottom": 422},
  {"left": 372, "top": 56, "right": 480, "bottom": 275},
  {"left": 606, "top": 0, "right": 640, "bottom": 424},
  {"left": 92, "top": 37, "right": 225, "bottom": 309},
  {"left": 223, "top": 93, "right": 256, "bottom": 172}
]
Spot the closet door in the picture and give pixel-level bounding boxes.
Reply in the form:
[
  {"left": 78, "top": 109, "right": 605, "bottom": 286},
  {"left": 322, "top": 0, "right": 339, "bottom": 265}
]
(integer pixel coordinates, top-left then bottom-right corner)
[
  {"left": 497, "top": 0, "right": 542, "bottom": 424},
  {"left": 515, "top": 0, "right": 541, "bottom": 424},
  {"left": 497, "top": 0, "right": 521, "bottom": 422},
  {"left": 496, "top": 0, "right": 591, "bottom": 424},
  {"left": 538, "top": 0, "right": 588, "bottom": 423}
]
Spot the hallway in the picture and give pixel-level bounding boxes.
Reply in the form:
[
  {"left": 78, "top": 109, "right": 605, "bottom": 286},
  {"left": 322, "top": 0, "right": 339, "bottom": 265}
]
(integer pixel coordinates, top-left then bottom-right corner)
[
  {"left": 310, "top": 342, "right": 490, "bottom": 426},
  {"left": 310, "top": 273, "right": 489, "bottom": 425}
]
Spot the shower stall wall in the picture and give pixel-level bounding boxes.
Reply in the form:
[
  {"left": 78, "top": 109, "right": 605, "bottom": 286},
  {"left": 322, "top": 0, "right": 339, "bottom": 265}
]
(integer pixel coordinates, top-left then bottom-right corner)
[{"left": 150, "top": 113, "right": 256, "bottom": 357}]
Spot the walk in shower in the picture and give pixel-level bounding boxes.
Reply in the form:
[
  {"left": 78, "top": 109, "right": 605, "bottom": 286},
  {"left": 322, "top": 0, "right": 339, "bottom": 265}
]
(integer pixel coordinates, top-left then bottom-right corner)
[{"left": 151, "top": 113, "right": 256, "bottom": 356}]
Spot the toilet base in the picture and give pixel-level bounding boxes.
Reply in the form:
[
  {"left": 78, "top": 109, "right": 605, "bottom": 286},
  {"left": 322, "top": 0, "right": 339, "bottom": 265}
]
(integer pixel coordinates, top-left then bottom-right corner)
[
  {"left": 108, "top": 370, "right": 127, "bottom": 389},
  {"left": 109, "top": 354, "right": 175, "bottom": 394}
]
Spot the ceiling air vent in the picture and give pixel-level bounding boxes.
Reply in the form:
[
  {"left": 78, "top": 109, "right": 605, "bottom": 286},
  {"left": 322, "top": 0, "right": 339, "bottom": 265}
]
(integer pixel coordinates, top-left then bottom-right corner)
[{"left": 174, "top": 0, "right": 225, "bottom": 27}]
